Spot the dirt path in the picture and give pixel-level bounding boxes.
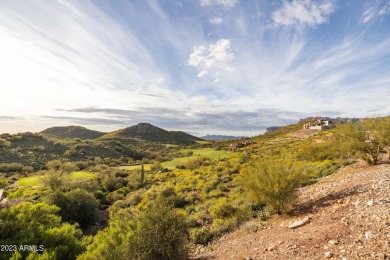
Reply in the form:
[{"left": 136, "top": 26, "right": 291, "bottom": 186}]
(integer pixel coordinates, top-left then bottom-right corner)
[{"left": 192, "top": 162, "right": 390, "bottom": 259}]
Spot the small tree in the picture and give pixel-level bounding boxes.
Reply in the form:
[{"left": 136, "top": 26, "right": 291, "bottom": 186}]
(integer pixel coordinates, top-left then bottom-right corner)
[
  {"left": 46, "top": 189, "right": 99, "bottom": 228},
  {"left": 42, "top": 170, "right": 66, "bottom": 191},
  {"left": 0, "top": 202, "right": 85, "bottom": 260},
  {"left": 239, "top": 159, "right": 309, "bottom": 214},
  {"left": 334, "top": 117, "right": 390, "bottom": 165},
  {"left": 126, "top": 198, "right": 189, "bottom": 260}
]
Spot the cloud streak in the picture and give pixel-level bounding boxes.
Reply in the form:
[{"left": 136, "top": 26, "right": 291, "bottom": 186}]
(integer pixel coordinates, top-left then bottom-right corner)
[{"left": 200, "top": 0, "right": 239, "bottom": 8}]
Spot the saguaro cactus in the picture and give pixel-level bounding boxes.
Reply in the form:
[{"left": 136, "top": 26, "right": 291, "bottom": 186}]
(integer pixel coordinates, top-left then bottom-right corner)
[{"left": 140, "top": 164, "right": 145, "bottom": 186}]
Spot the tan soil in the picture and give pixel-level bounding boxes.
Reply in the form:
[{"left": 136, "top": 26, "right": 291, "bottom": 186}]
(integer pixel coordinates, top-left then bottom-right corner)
[{"left": 192, "top": 161, "right": 390, "bottom": 259}]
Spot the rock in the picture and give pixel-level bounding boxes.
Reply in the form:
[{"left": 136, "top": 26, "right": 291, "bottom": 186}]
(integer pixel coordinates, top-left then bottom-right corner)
[
  {"left": 365, "top": 231, "right": 375, "bottom": 239},
  {"left": 288, "top": 216, "right": 312, "bottom": 229},
  {"left": 267, "top": 244, "right": 276, "bottom": 251},
  {"left": 341, "top": 217, "right": 349, "bottom": 226},
  {"left": 325, "top": 252, "right": 333, "bottom": 258},
  {"left": 367, "top": 200, "right": 374, "bottom": 206},
  {"left": 352, "top": 199, "right": 360, "bottom": 206},
  {"left": 328, "top": 240, "right": 339, "bottom": 245}
]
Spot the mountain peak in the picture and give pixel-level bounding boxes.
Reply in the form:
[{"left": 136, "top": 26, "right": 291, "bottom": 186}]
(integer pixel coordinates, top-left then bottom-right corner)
[
  {"left": 128, "top": 123, "right": 163, "bottom": 134},
  {"left": 100, "top": 123, "right": 203, "bottom": 144}
]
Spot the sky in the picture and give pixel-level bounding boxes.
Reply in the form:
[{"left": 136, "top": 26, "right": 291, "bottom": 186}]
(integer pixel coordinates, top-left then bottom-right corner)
[{"left": 0, "top": 0, "right": 389, "bottom": 136}]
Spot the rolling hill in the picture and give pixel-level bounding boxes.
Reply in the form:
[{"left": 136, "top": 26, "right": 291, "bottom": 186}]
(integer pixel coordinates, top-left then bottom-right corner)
[{"left": 41, "top": 126, "right": 105, "bottom": 140}]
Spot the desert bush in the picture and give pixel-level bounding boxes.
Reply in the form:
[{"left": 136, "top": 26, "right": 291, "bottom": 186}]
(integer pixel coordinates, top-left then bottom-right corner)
[
  {"left": 239, "top": 159, "right": 310, "bottom": 214},
  {"left": 78, "top": 208, "right": 136, "bottom": 260},
  {"left": 157, "top": 186, "right": 187, "bottom": 208},
  {"left": 126, "top": 199, "right": 189, "bottom": 260},
  {"left": 46, "top": 189, "right": 99, "bottom": 228},
  {"left": 31, "top": 145, "right": 45, "bottom": 152},
  {"left": 0, "top": 180, "right": 8, "bottom": 189},
  {"left": 102, "top": 173, "right": 120, "bottom": 192},
  {"left": 0, "top": 202, "right": 85, "bottom": 260},
  {"left": 211, "top": 217, "right": 238, "bottom": 237},
  {"left": 209, "top": 198, "right": 236, "bottom": 219},
  {"left": 297, "top": 142, "right": 342, "bottom": 161},
  {"left": 0, "top": 138, "right": 11, "bottom": 147},
  {"left": 150, "top": 162, "right": 163, "bottom": 172},
  {"left": 127, "top": 190, "right": 144, "bottom": 206},
  {"left": 42, "top": 170, "right": 67, "bottom": 191},
  {"left": 333, "top": 117, "right": 390, "bottom": 165},
  {"left": 0, "top": 163, "right": 24, "bottom": 173},
  {"left": 189, "top": 227, "right": 212, "bottom": 245},
  {"left": 184, "top": 158, "right": 201, "bottom": 170},
  {"left": 205, "top": 189, "right": 224, "bottom": 199}
]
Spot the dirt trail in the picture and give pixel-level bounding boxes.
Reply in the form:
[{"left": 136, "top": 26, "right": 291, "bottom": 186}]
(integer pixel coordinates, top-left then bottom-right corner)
[{"left": 192, "top": 161, "right": 390, "bottom": 259}]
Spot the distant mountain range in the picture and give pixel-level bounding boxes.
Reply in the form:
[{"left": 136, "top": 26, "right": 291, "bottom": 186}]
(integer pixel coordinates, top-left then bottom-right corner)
[{"left": 40, "top": 123, "right": 203, "bottom": 145}]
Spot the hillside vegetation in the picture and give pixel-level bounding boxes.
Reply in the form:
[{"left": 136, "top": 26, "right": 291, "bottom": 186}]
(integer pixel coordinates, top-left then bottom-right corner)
[
  {"left": 0, "top": 123, "right": 202, "bottom": 170},
  {"left": 0, "top": 117, "right": 389, "bottom": 260},
  {"left": 41, "top": 126, "right": 105, "bottom": 140}
]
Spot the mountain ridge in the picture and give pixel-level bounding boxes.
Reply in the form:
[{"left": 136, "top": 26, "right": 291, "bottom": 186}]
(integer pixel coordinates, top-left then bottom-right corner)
[{"left": 40, "top": 126, "right": 105, "bottom": 140}]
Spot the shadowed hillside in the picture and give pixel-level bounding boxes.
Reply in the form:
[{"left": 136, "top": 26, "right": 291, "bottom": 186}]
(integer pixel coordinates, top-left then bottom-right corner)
[{"left": 41, "top": 126, "right": 105, "bottom": 140}]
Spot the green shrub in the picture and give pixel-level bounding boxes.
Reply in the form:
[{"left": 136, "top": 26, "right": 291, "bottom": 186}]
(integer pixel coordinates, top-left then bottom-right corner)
[
  {"left": 189, "top": 227, "right": 212, "bottom": 245},
  {"left": 42, "top": 170, "right": 67, "bottom": 191},
  {"left": 0, "top": 202, "right": 85, "bottom": 260},
  {"left": 333, "top": 118, "right": 390, "bottom": 165},
  {"left": 209, "top": 198, "right": 236, "bottom": 219},
  {"left": 211, "top": 217, "right": 238, "bottom": 236},
  {"left": 184, "top": 158, "right": 201, "bottom": 170},
  {"left": 126, "top": 199, "right": 189, "bottom": 260},
  {"left": 46, "top": 189, "right": 99, "bottom": 228},
  {"left": 0, "top": 138, "right": 11, "bottom": 147},
  {"left": 239, "top": 159, "right": 309, "bottom": 214},
  {"left": 205, "top": 189, "right": 224, "bottom": 199}
]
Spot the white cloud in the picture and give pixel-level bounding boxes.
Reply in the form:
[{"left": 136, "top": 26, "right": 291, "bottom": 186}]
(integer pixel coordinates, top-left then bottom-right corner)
[
  {"left": 378, "top": 2, "right": 390, "bottom": 16},
  {"left": 210, "top": 17, "right": 224, "bottom": 25},
  {"left": 362, "top": 7, "right": 377, "bottom": 23},
  {"left": 187, "top": 39, "right": 235, "bottom": 78},
  {"left": 200, "top": 0, "right": 238, "bottom": 8},
  {"left": 361, "top": 2, "right": 390, "bottom": 23},
  {"left": 272, "top": 0, "right": 334, "bottom": 27}
]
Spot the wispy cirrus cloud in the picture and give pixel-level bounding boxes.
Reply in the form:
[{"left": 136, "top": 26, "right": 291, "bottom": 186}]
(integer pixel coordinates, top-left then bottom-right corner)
[
  {"left": 0, "top": 0, "right": 188, "bottom": 116},
  {"left": 361, "top": 1, "right": 390, "bottom": 23},
  {"left": 209, "top": 17, "right": 224, "bottom": 25},
  {"left": 200, "top": 0, "right": 239, "bottom": 8}
]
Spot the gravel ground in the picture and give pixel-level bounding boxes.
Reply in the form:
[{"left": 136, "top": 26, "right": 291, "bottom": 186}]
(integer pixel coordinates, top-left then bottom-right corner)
[{"left": 192, "top": 161, "right": 390, "bottom": 260}]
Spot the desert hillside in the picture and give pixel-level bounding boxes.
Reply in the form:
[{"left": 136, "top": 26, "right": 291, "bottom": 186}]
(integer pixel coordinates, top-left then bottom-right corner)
[{"left": 193, "top": 161, "right": 390, "bottom": 259}]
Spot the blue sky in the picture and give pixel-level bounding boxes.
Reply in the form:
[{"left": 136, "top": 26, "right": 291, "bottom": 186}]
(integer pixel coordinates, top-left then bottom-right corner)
[{"left": 0, "top": 0, "right": 389, "bottom": 136}]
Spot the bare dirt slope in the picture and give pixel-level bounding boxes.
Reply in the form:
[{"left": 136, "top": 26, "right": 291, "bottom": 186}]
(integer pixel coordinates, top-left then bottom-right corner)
[{"left": 192, "top": 161, "right": 390, "bottom": 259}]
